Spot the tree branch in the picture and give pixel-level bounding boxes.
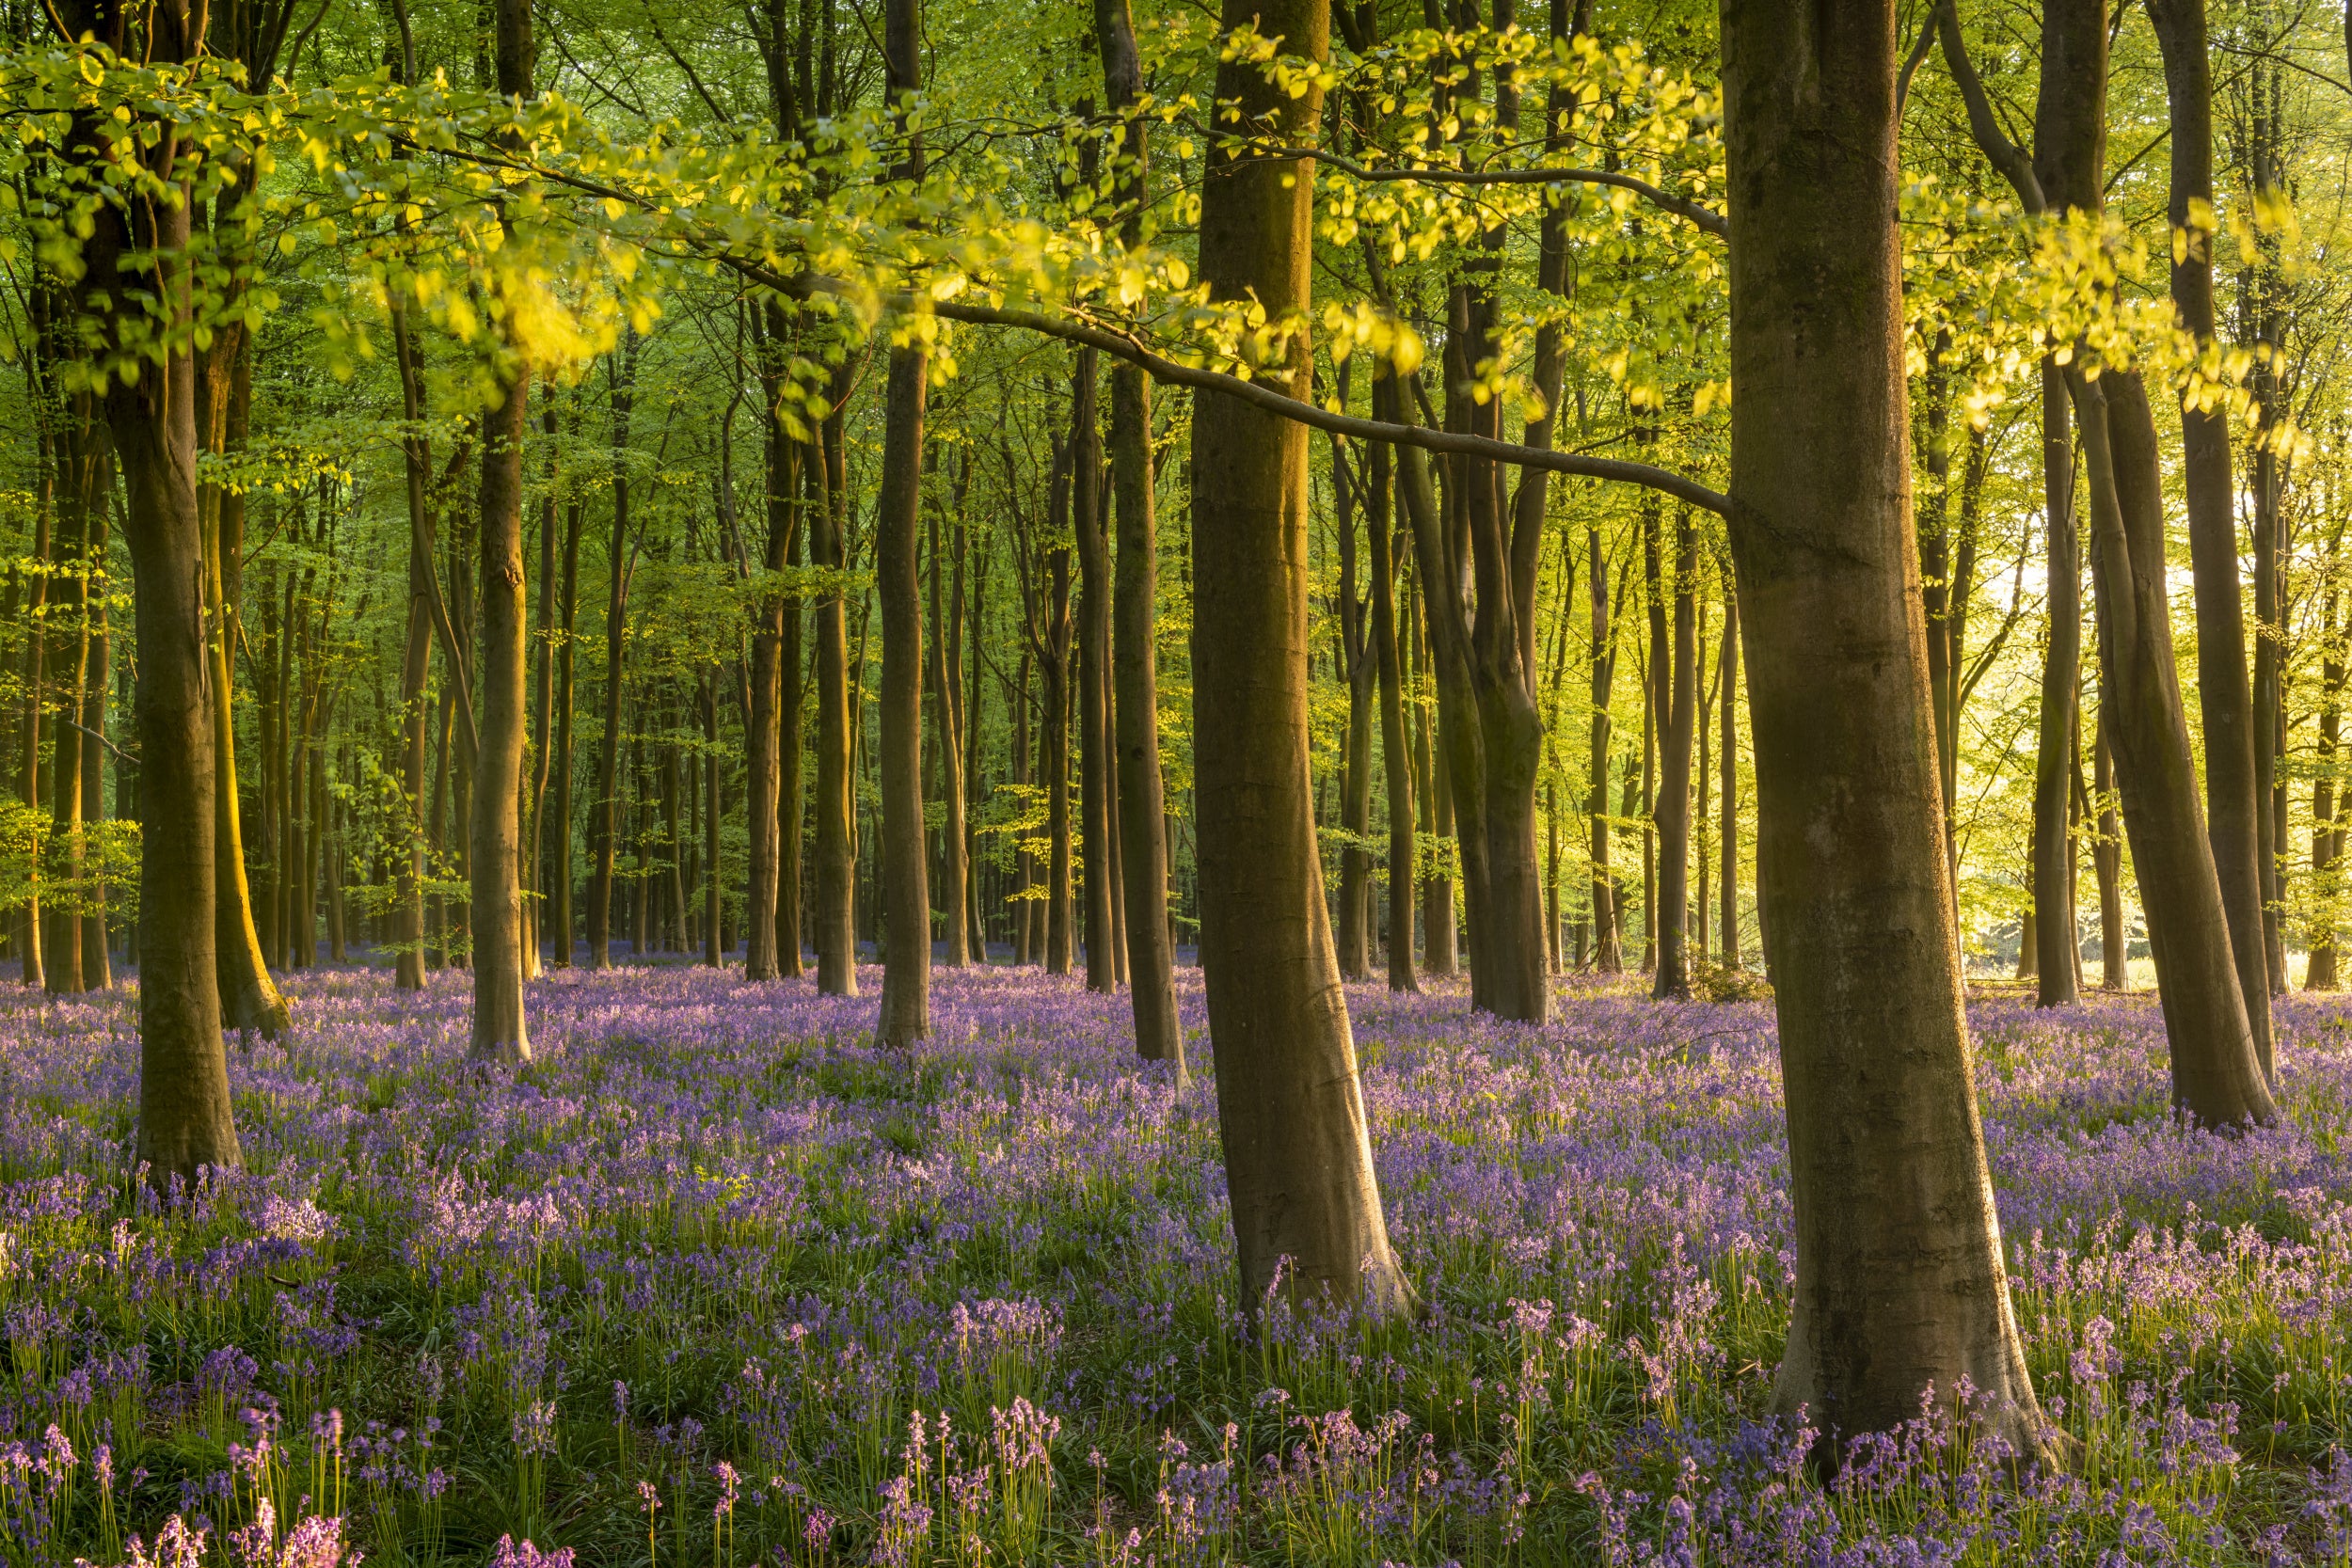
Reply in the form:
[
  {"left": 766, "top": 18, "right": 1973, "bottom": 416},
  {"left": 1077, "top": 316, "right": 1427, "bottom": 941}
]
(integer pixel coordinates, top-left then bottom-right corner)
[
  {"left": 1935, "top": 0, "right": 2045, "bottom": 214},
  {"left": 918, "top": 298, "right": 1731, "bottom": 514},
  {"left": 1220, "top": 136, "right": 1727, "bottom": 239}
]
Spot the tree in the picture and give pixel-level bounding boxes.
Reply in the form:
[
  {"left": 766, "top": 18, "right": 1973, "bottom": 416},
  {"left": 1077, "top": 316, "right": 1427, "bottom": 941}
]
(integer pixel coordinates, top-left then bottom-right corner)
[
  {"left": 1191, "top": 0, "right": 1409, "bottom": 1313},
  {"left": 1721, "top": 0, "right": 2053, "bottom": 1458},
  {"left": 873, "top": 0, "right": 930, "bottom": 1050},
  {"left": 465, "top": 0, "right": 536, "bottom": 1063},
  {"left": 64, "top": 0, "right": 242, "bottom": 1183}
]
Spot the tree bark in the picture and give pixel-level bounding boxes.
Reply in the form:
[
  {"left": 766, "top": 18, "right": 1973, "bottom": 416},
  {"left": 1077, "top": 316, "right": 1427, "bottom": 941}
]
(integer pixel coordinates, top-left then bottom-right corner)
[
  {"left": 1072, "top": 356, "right": 1116, "bottom": 991},
  {"left": 590, "top": 330, "right": 639, "bottom": 970},
  {"left": 2146, "top": 0, "right": 2270, "bottom": 1069},
  {"left": 466, "top": 0, "right": 534, "bottom": 1059},
  {"left": 746, "top": 317, "right": 800, "bottom": 981},
  {"left": 1191, "top": 0, "right": 1408, "bottom": 1315},
  {"left": 1652, "top": 508, "right": 1696, "bottom": 1000},
  {"left": 202, "top": 340, "right": 288, "bottom": 1037},
  {"left": 2074, "top": 368, "right": 2275, "bottom": 1124},
  {"left": 811, "top": 402, "right": 858, "bottom": 994},
  {"left": 1718, "top": 588, "right": 1740, "bottom": 967},
  {"left": 1332, "top": 431, "right": 1374, "bottom": 981},
  {"left": 1094, "top": 0, "right": 1178, "bottom": 1037},
  {"left": 2033, "top": 357, "right": 2081, "bottom": 1005},
  {"left": 2314, "top": 592, "right": 2344, "bottom": 990},
  {"left": 927, "top": 465, "right": 971, "bottom": 969},
  {"left": 469, "top": 324, "right": 532, "bottom": 1057},
  {"left": 1723, "top": 0, "right": 2052, "bottom": 1457},
  {"left": 1366, "top": 391, "right": 1418, "bottom": 994},
  {"left": 69, "top": 0, "right": 243, "bottom": 1178},
  {"left": 872, "top": 0, "right": 931, "bottom": 1048},
  {"left": 1589, "top": 524, "right": 1620, "bottom": 973},
  {"left": 2094, "top": 704, "right": 2124, "bottom": 988},
  {"left": 2035, "top": 0, "right": 2273, "bottom": 1123},
  {"left": 549, "top": 425, "right": 581, "bottom": 969},
  {"left": 82, "top": 562, "right": 111, "bottom": 988}
]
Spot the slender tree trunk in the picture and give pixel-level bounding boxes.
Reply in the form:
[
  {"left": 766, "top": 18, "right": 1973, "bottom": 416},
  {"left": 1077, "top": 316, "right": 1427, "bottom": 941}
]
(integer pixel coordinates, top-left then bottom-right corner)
[
  {"left": 469, "top": 215, "right": 532, "bottom": 1053},
  {"left": 2314, "top": 594, "right": 2344, "bottom": 990},
  {"left": 1724, "top": 0, "right": 2053, "bottom": 1458},
  {"left": 778, "top": 465, "right": 808, "bottom": 977},
  {"left": 548, "top": 421, "right": 581, "bottom": 968},
  {"left": 2075, "top": 368, "right": 2274, "bottom": 1123},
  {"left": 524, "top": 392, "right": 560, "bottom": 983},
  {"left": 1719, "top": 590, "right": 1740, "bottom": 967},
  {"left": 1072, "top": 356, "right": 1118, "bottom": 993},
  {"left": 1012, "top": 645, "right": 1034, "bottom": 966},
  {"left": 1088, "top": 0, "right": 1186, "bottom": 1039},
  {"left": 873, "top": 0, "right": 931, "bottom": 1048},
  {"left": 82, "top": 571, "right": 111, "bottom": 989},
  {"left": 927, "top": 481, "right": 971, "bottom": 969},
  {"left": 2147, "top": 0, "right": 2270, "bottom": 1069},
  {"left": 812, "top": 409, "right": 858, "bottom": 995},
  {"left": 47, "top": 404, "right": 99, "bottom": 994},
  {"left": 1653, "top": 509, "right": 1696, "bottom": 1001},
  {"left": 24, "top": 377, "right": 54, "bottom": 990},
  {"left": 202, "top": 343, "right": 288, "bottom": 1036},
  {"left": 590, "top": 331, "right": 639, "bottom": 970},
  {"left": 1192, "top": 0, "right": 1408, "bottom": 1315},
  {"left": 746, "top": 330, "right": 798, "bottom": 980},
  {"left": 1332, "top": 434, "right": 1374, "bottom": 981},
  {"left": 705, "top": 679, "right": 723, "bottom": 965},
  {"left": 1589, "top": 525, "right": 1619, "bottom": 973},
  {"left": 1367, "top": 406, "right": 1418, "bottom": 994},
  {"left": 390, "top": 307, "right": 437, "bottom": 990},
  {"left": 2034, "top": 357, "right": 2081, "bottom": 1005},
  {"left": 2095, "top": 705, "right": 2124, "bottom": 988},
  {"left": 1041, "top": 440, "right": 1077, "bottom": 977}
]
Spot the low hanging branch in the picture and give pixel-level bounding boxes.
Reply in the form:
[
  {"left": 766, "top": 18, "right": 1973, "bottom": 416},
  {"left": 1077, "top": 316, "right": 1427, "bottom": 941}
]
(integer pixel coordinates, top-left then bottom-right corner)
[
  {"left": 922, "top": 299, "right": 1733, "bottom": 515},
  {"left": 1227, "top": 140, "right": 1728, "bottom": 240},
  {"left": 743, "top": 257, "right": 1729, "bottom": 514}
]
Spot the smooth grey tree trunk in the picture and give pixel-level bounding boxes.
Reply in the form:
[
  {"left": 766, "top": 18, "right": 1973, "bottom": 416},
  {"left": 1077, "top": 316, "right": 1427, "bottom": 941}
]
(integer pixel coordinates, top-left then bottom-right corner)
[
  {"left": 1192, "top": 0, "right": 1409, "bottom": 1315},
  {"left": 1723, "top": 0, "right": 2054, "bottom": 1459}
]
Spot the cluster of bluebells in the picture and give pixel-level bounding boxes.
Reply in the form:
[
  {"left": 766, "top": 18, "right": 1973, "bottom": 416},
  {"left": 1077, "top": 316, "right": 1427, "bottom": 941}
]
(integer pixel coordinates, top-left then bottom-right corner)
[{"left": 3, "top": 961, "right": 2352, "bottom": 1563}]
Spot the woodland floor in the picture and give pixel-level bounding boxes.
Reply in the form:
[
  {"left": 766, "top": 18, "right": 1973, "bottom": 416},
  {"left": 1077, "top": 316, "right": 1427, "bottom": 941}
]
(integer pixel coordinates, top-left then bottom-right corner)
[{"left": 3, "top": 963, "right": 2352, "bottom": 1566}]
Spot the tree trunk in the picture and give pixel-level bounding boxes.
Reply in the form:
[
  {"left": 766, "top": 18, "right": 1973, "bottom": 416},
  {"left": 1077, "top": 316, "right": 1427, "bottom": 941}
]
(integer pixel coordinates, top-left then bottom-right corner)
[
  {"left": 927, "top": 468, "right": 970, "bottom": 969},
  {"left": 2034, "top": 358, "right": 2081, "bottom": 1004},
  {"left": 82, "top": 577, "right": 111, "bottom": 989},
  {"left": 1041, "top": 439, "right": 1077, "bottom": 977},
  {"left": 2314, "top": 595, "right": 2343, "bottom": 990},
  {"left": 46, "top": 398, "right": 100, "bottom": 994},
  {"left": 466, "top": 0, "right": 533, "bottom": 1057},
  {"left": 746, "top": 322, "right": 798, "bottom": 981},
  {"left": 203, "top": 343, "right": 288, "bottom": 1037},
  {"left": 1652, "top": 508, "right": 1696, "bottom": 1001},
  {"left": 2074, "top": 368, "right": 2274, "bottom": 1124},
  {"left": 873, "top": 0, "right": 931, "bottom": 1049},
  {"left": 549, "top": 420, "right": 581, "bottom": 968},
  {"left": 1719, "top": 589, "right": 1740, "bottom": 967},
  {"left": 1723, "top": 0, "right": 2053, "bottom": 1458},
  {"left": 1191, "top": 0, "right": 1408, "bottom": 1315},
  {"left": 1094, "top": 0, "right": 1187, "bottom": 1048},
  {"left": 1332, "top": 430, "right": 1373, "bottom": 982},
  {"left": 778, "top": 457, "right": 808, "bottom": 977},
  {"left": 1073, "top": 356, "right": 1117, "bottom": 992},
  {"left": 1366, "top": 402, "right": 1418, "bottom": 994},
  {"left": 2095, "top": 705, "right": 2124, "bottom": 988},
  {"left": 812, "top": 406, "right": 858, "bottom": 995},
  {"left": 2146, "top": 0, "right": 2270, "bottom": 1069},
  {"left": 524, "top": 392, "right": 561, "bottom": 983},
  {"left": 70, "top": 23, "right": 243, "bottom": 1175},
  {"left": 590, "top": 331, "right": 639, "bottom": 970},
  {"left": 1589, "top": 524, "right": 1620, "bottom": 973}
]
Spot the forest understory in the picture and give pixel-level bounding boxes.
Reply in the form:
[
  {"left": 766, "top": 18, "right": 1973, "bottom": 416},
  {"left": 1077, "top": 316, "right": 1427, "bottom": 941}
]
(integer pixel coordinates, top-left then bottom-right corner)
[{"left": 4, "top": 962, "right": 2352, "bottom": 1568}]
